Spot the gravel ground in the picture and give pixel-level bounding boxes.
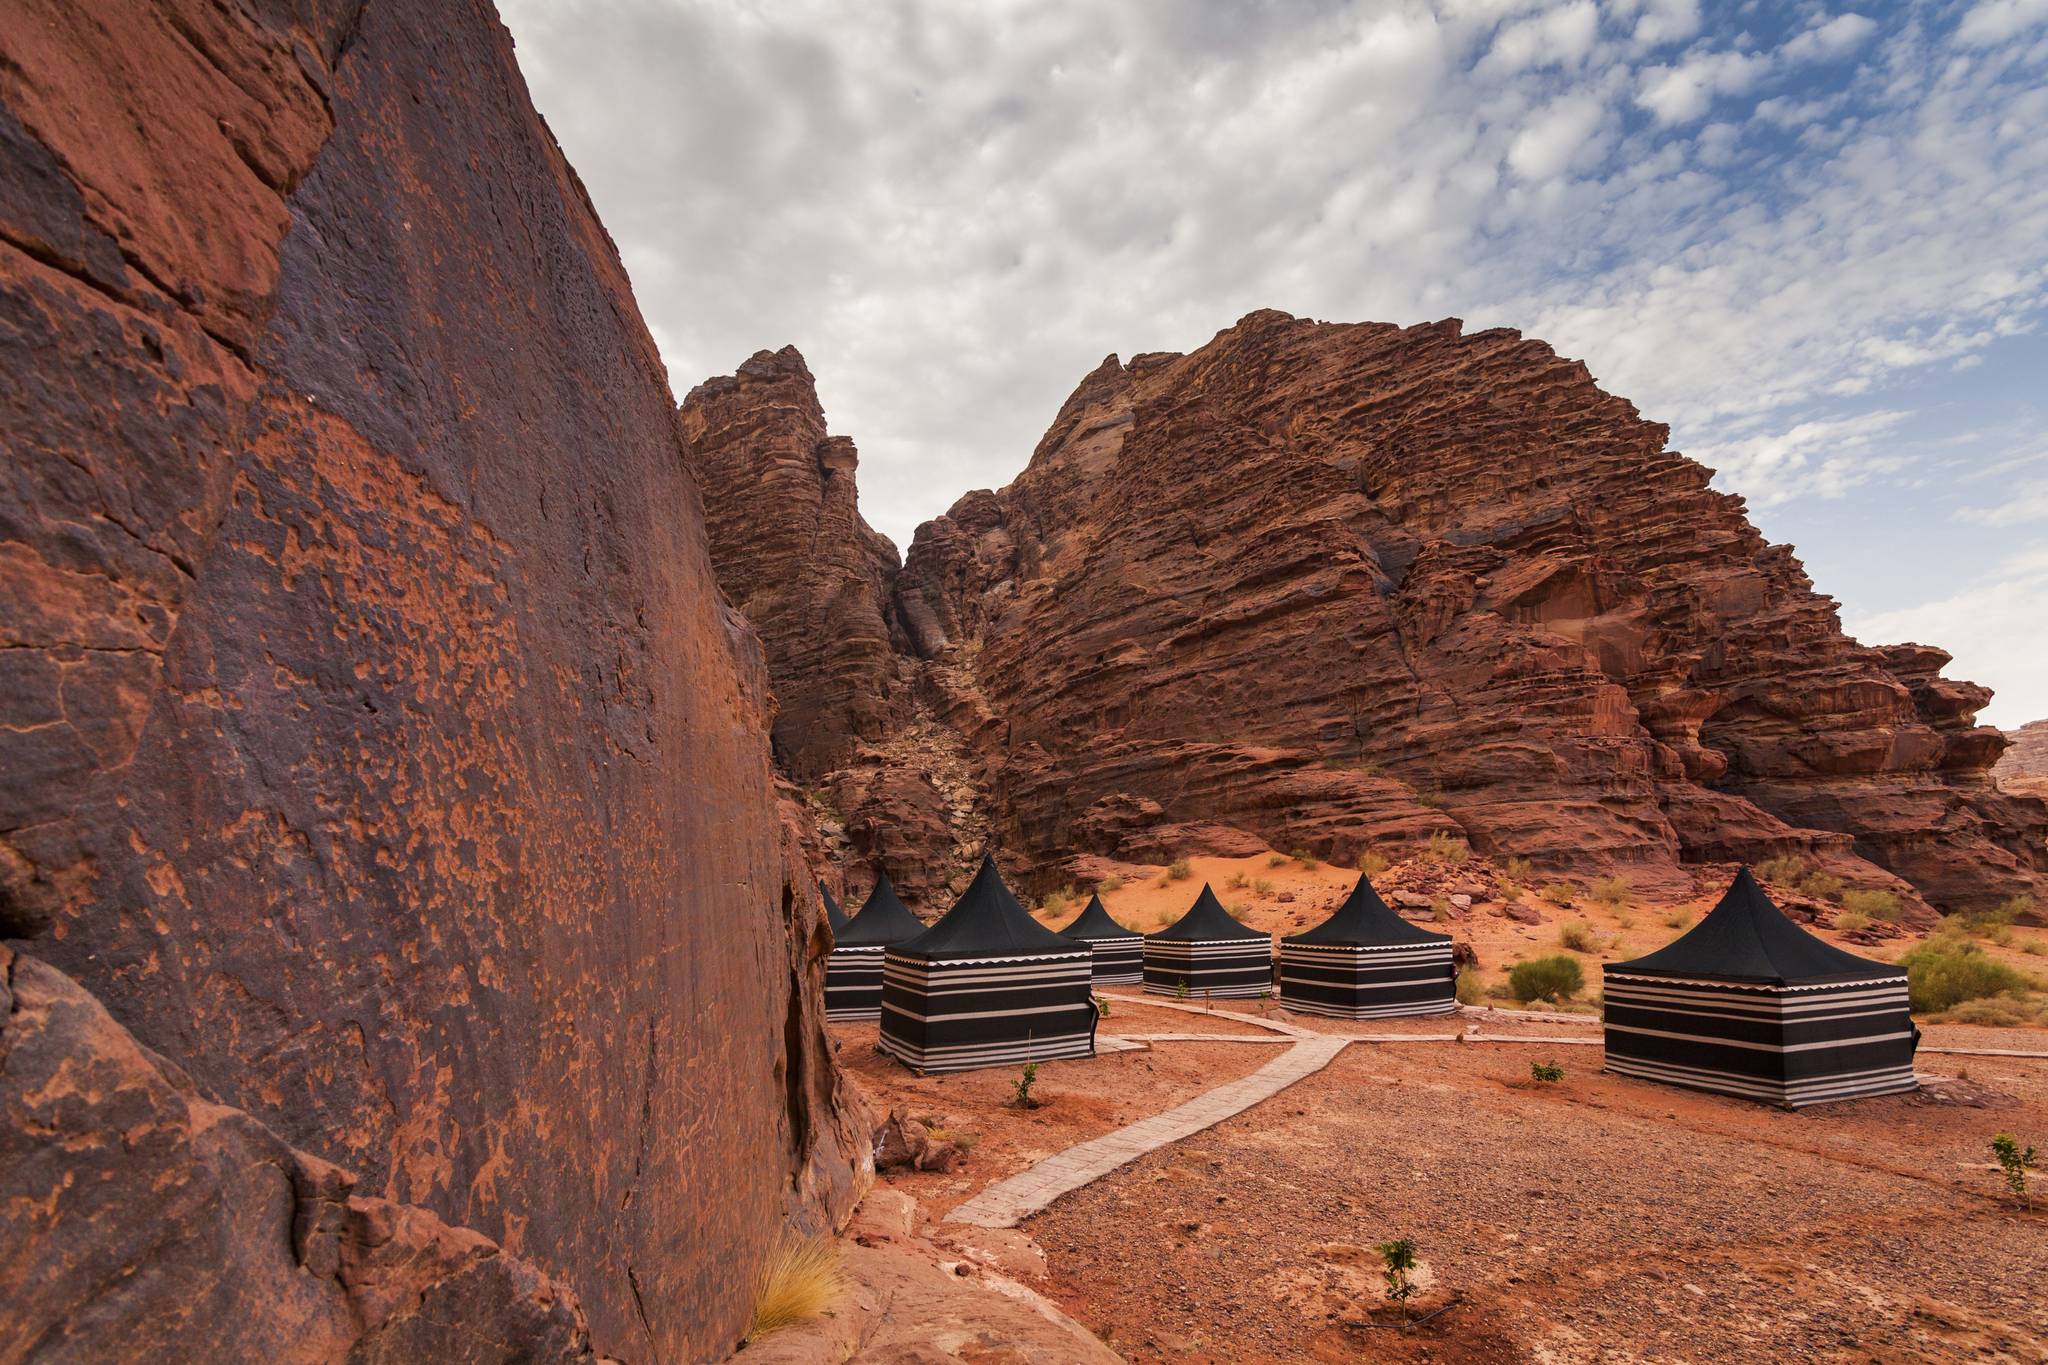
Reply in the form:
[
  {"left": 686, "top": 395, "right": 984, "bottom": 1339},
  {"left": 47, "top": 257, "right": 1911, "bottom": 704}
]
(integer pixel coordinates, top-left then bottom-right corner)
[{"left": 1024, "top": 1035, "right": 2048, "bottom": 1363}]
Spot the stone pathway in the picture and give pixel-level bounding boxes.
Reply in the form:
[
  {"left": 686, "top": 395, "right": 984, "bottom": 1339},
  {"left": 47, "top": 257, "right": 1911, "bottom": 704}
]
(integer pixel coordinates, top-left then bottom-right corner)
[{"left": 947, "top": 1034, "right": 1350, "bottom": 1228}]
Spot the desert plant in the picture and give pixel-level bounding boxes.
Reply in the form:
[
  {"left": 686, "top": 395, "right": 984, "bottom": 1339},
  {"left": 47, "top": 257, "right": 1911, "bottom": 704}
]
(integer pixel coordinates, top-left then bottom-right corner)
[
  {"left": 1841, "top": 888, "right": 1901, "bottom": 922},
  {"left": 1455, "top": 968, "right": 1482, "bottom": 1005},
  {"left": 1040, "top": 888, "right": 1070, "bottom": 915},
  {"left": 1166, "top": 858, "right": 1193, "bottom": 881},
  {"left": 1990, "top": 1133, "right": 2037, "bottom": 1209},
  {"left": 1421, "top": 830, "right": 1469, "bottom": 864},
  {"left": 745, "top": 1236, "right": 846, "bottom": 1342},
  {"left": 1799, "top": 871, "right": 1846, "bottom": 902},
  {"left": 1757, "top": 854, "right": 1810, "bottom": 884},
  {"left": 1539, "top": 882, "right": 1575, "bottom": 906},
  {"left": 1941, "top": 998, "right": 2039, "bottom": 1027},
  {"left": 1833, "top": 909, "right": 1871, "bottom": 934},
  {"left": 1013, "top": 1061, "right": 1040, "bottom": 1108},
  {"left": 1292, "top": 848, "right": 1319, "bottom": 869},
  {"left": 1173, "top": 978, "right": 1190, "bottom": 1000},
  {"left": 1591, "top": 876, "right": 1629, "bottom": 910},
  {"left": 1431, "top": 896, "right": 1454, "bottom": 924},
  {"left": 1227, "top": 871, "right": 1250, "bottom": 890},
  {"left": 2025, "top": 939, "right": 2047, "bottom": 957},
  {"left": 1558, "top": 920, "right": 1595, "bottom": 953},
  {"left": 1093, "top": 994, "right": 1111, "bottom": 1018},
  {"left": 1503, "top": 856, "right": 1535, "bottom": 884},
  {"left": 1376, "top": 1237, "right": 1417, "bottom": 1306},
  {"left": 1267, "top": 853, "right": 1289, "bottom": 869},
  {"left": 1509, "top": 954, "right": 1584, "bottom": 1003},
  {"left": 1662, "top": 910, "right": 1691, "bottom": 930},
  {"left": 1530, "top": 1060, "right": 1564, "bottom": 1083},
  {"left": 1359, "top": 850, "right": 1390, "bottom": 878},
  {"left": 1253, "top": 878, "right": 1276, "bottom": 895},
  {"left": 1098, "top": 874, "right": 1124, "bottom": 894},
  {"left": 1898, "top": 937, "right": 2034, "bottom": 1013},
  {"left": 1228, "top": 900, "right": 1252, "bottom": 917}
]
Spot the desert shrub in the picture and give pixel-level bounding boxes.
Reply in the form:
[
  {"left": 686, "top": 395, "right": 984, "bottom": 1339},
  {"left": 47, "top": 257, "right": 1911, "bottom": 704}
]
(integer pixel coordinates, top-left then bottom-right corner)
[
  {"left": 1530, "top": 1061, "right": 1564, "bottom": 1083},
  {"left": 1377, "top": 1238, "right": 1417, "bottom": 1304},
  {"left": 1898, "top": 937, "right": 2033, "bottom": 1014},
  {"left": 1558, "top": 920, "right": 1595, "bottom": 952},
  {"left": 1940, "top": 998, "right": 2038, "bottom": 1027},
  {"left": 1415, "top": 790, "right": 1447, "bottom": 809},
  {"left": 1040, "top": 888, "right": 1070, "bottom": 915},
  {"left": 1833, "top": 909, "right": 1870, "bottom": 934},
  {"left": 1455, "top": 968, "right": 1482, "bottom": 1005},
  {"left": 1358, "top": 850, "right": 1390, "bottom": 878},
  {"left": 1991, "top": 1133, "right": 2037, "bottom": 1209},
  {"left": 746, "top": 1236, "right": 846, "bottom": 1342},
  {"left": 1253, "top": 878, "right": 1275, "bottom": 895},
  {"left": 1166, "top": 859, "right": 1192, "bottom": 881},
  {"left": 2025, "top": 939, "right": 2047, "bottom": 957},
  {"left": 1950, "top": 898, "right": 2030, "bottom": 941},
  {"left": 1292, "top": 848, "right": 1319, "bottom": 869},
  {"left": 1841, "top": 888, "right": 1901, "bottom": 923},
  {"left": 1662, "top": 910, "right": 1691, "bottom": 929},
  {"left": 1421, "top": 830, "right": 1469, "bottom": 864},
  {"left": 1757, "top": 854, "right": 1811, "bottom": 884},
  {"left": 1228, "top": 900, "right": 1252, "bottom": 917},
  {"left": 1539, "top": 883, "right": 1575, "bottom": 906},
  {"left": 1227, "top": 871, "right": 1249, "bottom": 890},
  {"left": 1431, "top": 896, "right": 1453, "bottom": 924},
  {"left": 1799, "top": 871, "right": 1845, "bottom": 902},
  {"left": 1266, "top": 853, "right": 1289, "bottom": 869},
  {"left": 1509, "top": 954, "right": 1584, "bottom": 1003},
  {"left": 1503, "top": 856, "right": 1534, "bottom": 884},
  {"left": 1483, "top": 980, "right": 1514, "bottom": 1001},
  {"left": 1590, "top": 876, "right": 1629, "bottom": 910},
  {"left": 1097, "top": 874, "right": 1124, "bottom": 894}
]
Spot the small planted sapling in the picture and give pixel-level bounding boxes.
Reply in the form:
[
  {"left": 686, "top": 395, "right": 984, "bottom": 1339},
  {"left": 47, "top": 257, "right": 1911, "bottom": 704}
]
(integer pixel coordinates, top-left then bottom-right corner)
[
  {"left": 1377, "top": 1237, "right": 1418, "bottom": 1313},
  {"left": 1991, "top": 1132, "right": 2037, "bottom": 1209},
  {"left": 1530, "top": 1060, "right": 1564, "bottom": 1083},
  {"left": 1013, "top": 1061, "right": 1040, "bottom": 1109}
]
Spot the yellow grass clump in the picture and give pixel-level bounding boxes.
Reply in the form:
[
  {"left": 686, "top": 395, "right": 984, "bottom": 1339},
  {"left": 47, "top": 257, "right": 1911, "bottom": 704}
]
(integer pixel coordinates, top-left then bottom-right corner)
[{"left": 745, "top": 1236, "right": 846, "bottom": 1343}]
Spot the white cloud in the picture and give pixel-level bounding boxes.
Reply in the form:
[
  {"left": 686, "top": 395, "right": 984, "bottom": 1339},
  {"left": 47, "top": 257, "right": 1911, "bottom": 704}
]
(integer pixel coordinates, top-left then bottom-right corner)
[
  {"left": 1845, "top": 543, "right": 2048, "bottom": 726},
  {"left": 1686, "top": 411, "right": 1910, "bottom": 505},
  {"left": 1956, "top": 477, "right": 2048, "bottom": 526},
  {"left": 1957, "top": 0, "right": 2048, "bottom": 47},
  {"left": 1635, "top": 49, "right": 1769, "bottom": 124},
  {"left": 1781, "top": 14, "right": 1880, "bottom": 65},
  {"left": 1630, "top": 0, "right": 1703, "bottom": 49},
  {"left": 1506, "top": 93, "right": 1607, "bottom": 179},
  {"left": 1480, "top": 0, "right": 1600, "bottom": 74}
]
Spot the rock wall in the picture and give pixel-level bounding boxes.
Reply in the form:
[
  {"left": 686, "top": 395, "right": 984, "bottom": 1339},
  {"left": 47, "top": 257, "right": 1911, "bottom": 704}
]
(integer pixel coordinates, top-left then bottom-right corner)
[
  {"left": 680, "top": 348, "right": 902, "bottom": 779},
  {"left": 1995, "top": 720, "right": 2048, "bottom": 800},
  {"left": 0, "top": 2, "right": 860, "bottom": 1359},
  {"left": 878, "top": 312, "right": 2042, "bottom": 910}
]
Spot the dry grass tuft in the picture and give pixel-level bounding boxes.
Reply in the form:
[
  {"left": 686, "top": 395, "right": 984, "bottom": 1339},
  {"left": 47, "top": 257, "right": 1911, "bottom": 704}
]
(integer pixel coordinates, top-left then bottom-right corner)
[{"left": 746, "top": 1236, "right": 846, "bottom": 1343}]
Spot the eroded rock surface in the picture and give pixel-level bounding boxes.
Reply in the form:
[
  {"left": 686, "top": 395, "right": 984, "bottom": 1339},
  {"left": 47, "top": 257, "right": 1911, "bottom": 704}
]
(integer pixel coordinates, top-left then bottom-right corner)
[
  {"left": 1, "top": 1, "right": 858, "bottom": 1357},
  {"left": 1995, "top": 720, "right": 2048, "bottom": 800}
]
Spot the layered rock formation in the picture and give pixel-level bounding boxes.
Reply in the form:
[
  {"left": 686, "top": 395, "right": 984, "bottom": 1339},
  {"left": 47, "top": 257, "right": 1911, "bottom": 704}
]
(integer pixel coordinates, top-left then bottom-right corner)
[
  {"left": 681, "top": 348, "right": 903, "bottom": 778},
  {"left": 1995, "top": 721, "right": 2048, "bottom": 800},
  {"left": 694, "top": 313, "right": 2043, "bottom": 913},
  {"left": 1, "top": 2, "right": 859, "bottom": 1358}
]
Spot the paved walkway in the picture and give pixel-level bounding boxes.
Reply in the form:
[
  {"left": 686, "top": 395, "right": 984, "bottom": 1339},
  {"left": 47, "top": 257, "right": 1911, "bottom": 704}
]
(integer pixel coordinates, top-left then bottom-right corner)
[{"left": 947, "top": 1033, "right": 1350, "bottom": 1228}]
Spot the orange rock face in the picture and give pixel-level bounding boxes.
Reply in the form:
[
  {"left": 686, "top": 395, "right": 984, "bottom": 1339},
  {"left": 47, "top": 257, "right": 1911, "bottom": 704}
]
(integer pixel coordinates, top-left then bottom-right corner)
[
  {"left": 700, "top": 312, "right": 2041, "bottom": 912},
  {"left": 1, "top": 2, "right": 858, "bottom": 1358},
  {"left": 1995, "top": 721, "right": 2048, "bottom": 800}
]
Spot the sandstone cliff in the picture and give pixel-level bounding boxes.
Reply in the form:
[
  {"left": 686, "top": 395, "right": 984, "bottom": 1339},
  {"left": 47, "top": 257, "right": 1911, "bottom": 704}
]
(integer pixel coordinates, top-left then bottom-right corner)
[
  {"left": 693, "top": 313, "right": 2043, "bottom": 913},
  {"left": 1995, "top": 721, "right": 2048, "bottom": 800},
  {"left": 0, "top": 2, "right": 859, "bottom": 1358}
]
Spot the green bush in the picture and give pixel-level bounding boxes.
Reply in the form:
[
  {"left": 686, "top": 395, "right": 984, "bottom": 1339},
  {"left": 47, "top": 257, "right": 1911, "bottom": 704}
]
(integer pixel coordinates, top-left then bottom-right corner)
[
  {"left": 1898, "top": 937, "right": 2033, "bottom": 1014},
  {"left": 1757, "top": 854, "right": 1810, "bottom": 884},
  {"left": 1509, "top": 955, "right": 1585, "bottom": 1003},
  {"left": 1558, "top": 920, "right": 1595, "bottom": 952},
  {"left": 1834, "top": 909, "right": 1870, "bottom": 934},
  {"left": 1455, "top": 968, "right": 1482, "bottom": 1005},
  {"left": 1841, "top": 888, "right": 1901, "bottom": 923},
  {"left": 1798, "top": 871, "right": 1845, "bottom": 902},
  {"left": 1530, "top": 1061, "right": 1564, "bottom": 1083},
  {"left": 1291, "top": 848, "right": 1319, "bottom": 870},
  {"left": 1266, "top": 853, "right": 1289, "bottom": 869},
  {"left": 1591, "top": 876, "right": 1629, "bottom": 910}
]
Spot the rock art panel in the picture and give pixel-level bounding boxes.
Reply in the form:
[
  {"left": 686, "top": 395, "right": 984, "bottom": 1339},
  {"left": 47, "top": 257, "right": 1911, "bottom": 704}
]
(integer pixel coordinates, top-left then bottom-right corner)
[{"left": 1, "top": 1, "right": 859, "bottom": 1358}]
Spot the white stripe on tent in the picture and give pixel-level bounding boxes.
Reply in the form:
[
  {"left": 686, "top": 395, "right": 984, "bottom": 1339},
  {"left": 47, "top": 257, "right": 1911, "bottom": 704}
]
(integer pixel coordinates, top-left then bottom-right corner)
[
  {"left": 1605, "top": 1021, "right": 1917, "bottom": 1054},
  {"left": 882, "top": 999, "right": 1101, "bottom": 1025}
]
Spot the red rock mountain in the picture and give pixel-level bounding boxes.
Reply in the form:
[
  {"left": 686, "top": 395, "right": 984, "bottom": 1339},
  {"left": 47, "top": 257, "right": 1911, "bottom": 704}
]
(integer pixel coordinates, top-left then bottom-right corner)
[
  {"left": 693, "top": 314, "right": 2045, "bottom": 914},
  {"left": 1, "top": 2, "right": 858, "bottom": 1359},
  {"left": 1996, "top": 720, "right": 2048, "bottom": 799}
]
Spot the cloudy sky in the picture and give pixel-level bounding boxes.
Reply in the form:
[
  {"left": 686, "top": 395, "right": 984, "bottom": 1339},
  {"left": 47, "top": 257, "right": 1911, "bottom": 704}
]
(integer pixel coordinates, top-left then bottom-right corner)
[{"left": 500, "top": 0, "right": 2048, "bottom": 726}]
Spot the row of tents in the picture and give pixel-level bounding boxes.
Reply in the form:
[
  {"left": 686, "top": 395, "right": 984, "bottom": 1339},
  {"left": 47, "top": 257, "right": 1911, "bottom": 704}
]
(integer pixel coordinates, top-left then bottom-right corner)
[{"left": 824, "top": 858, "right": 1918, "bottom": 1108}]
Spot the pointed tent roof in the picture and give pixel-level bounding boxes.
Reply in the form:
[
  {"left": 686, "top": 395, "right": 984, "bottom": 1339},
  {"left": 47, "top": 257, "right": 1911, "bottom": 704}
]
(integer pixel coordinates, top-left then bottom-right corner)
[
  {"left": 1285, "top": 874, "right": 1451, "bottom": 947},
  {"left": 1060, "top": 894, "right": 1138, "bottom": 942},
  {"left": 1609, "top": 868, "right": 1901, "bottom": 986},
  {"left": 820, "top": 880, "right": 849, "bottom": 935},
  {"left": 895, "top": 854, "right": 1086, "bottom": 961},
  {"left": 836, "top": 872, "right": 925, "bottom": 948},
  {"left": 1150, "top": 884, "right": 1266, "bottom": 942}
]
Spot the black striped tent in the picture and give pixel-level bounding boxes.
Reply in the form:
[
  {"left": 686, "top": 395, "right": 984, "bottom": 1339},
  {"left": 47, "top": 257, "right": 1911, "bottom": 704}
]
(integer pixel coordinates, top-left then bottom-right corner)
[
  {"left": 1144, "top": 884, "right": 1273, "bottom": 999},
  {"left": 1279, "top": 874, "right": 1457, "bottom": 1019},
  {"left": 1059, "top": 894, "right": 1143, "bottom": 985},
  {"left": 820, "top": 880, "right": 849, "bottom": 936},
  {"left": 824, "top": 872, "right": 924, "bottom": 1021},
  {"left": 1602, "top": 868, "right": 1918, "bottom": 1108},
  {"left": 879, "top": 855, "right": 1097, "bottom": 1074}
]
